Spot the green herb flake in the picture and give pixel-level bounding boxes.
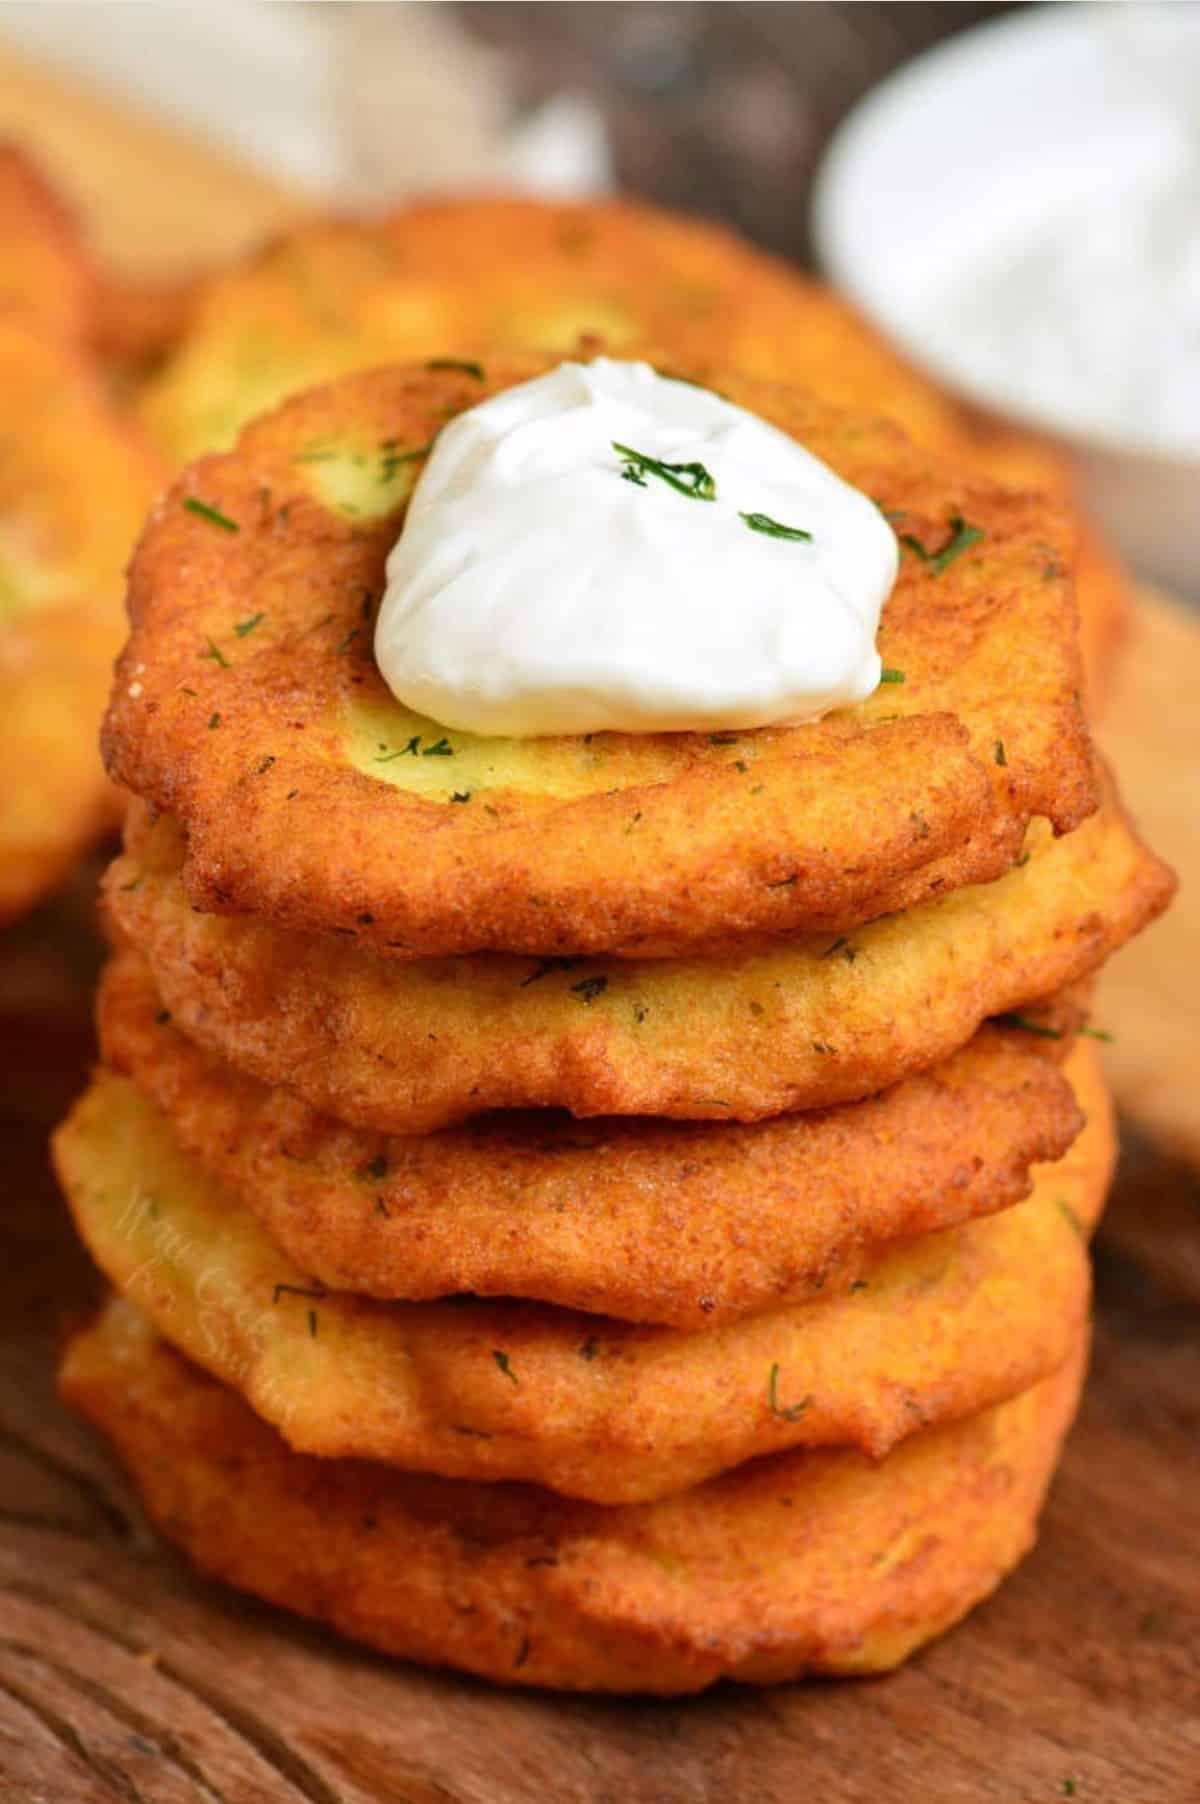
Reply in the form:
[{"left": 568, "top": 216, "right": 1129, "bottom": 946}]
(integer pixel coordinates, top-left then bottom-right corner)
[
  {"left": 613, "top": 440, "right": 716, "bottom": 501},
  {"left": 378, "top": 441, "right": 432, "bottom": 483},
  {"left": 362, "top": 1154, "right": 388, "bottom": 1181},
  {"left": 901, "top": 513, "right": 984, "bottom": 576},
  {"left": 201, "top": 637, "right": 230, "bottom": 669},
  {"left": 422, "top": 737, "right": 454, "bottom": 757},
  {"left": 879, "top": 667, "right": 906, "bottom": 685},
  {"left": 739, "top": 510, "right": 813, "bottom": 542},
  {"left": 374, "top": 735, "right": 422, "bottom": 763},
  {"left": 207, "top": 712, "right": 221, "bottom": 730},
  {"left": 308, "top": 1309, "right": 318, "bottom": 1338},
  {"left": 184, "top": 495, "right": 239, "bottom": 533},
  {"left": 450, "top": 790, "right": 472, "bottom": 804},
  {"left": 520, "top": 956, "right": 583, "bottom": 989},
  {"left": 994, "top": 739, "right": 1008, "bottom": 766},
  {"left": 768, "top": 1363, "right": 812, "bottom": 1423},
  {"left": 997, "top": 1013, "right": 1063, "bottom": 1040},
  {"left": 234, "top": 612, "right": 265, "bottom": 639},
  {"left": 579, "top": 1336, "right": 600, "bottom": 1362},
  {"left": 571, "top": 974, "right": 609, "bottom": 1005},
  {"left": 492, "top": 1348, "right": 518, "bottom": 1386},
  {"left": 1079, "top": 1024, "right": 1115, "bottom": 1043},
  {"left": 272, "top": 1281, "right": 328, "bottom": 1304},
  {"left": 426, "top": 357, "right": 485, "bottom": 380},
  {"left": 1061, "top": 1778, "right": 1078, "bottom": 1797}
]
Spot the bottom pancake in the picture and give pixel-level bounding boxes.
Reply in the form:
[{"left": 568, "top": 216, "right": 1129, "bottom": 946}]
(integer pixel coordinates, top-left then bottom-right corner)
[{"left": 61, "top": 1300, "right": 1087, "bottom": 1695}]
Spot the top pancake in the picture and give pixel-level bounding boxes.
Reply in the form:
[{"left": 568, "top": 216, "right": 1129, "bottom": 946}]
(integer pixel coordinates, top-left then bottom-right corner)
[
  {"left": 137, "top": 195, "right": 1128, "bottom": 698},
  {"left": 105, "top": 355, "right": 1097, "bottom": 960}
]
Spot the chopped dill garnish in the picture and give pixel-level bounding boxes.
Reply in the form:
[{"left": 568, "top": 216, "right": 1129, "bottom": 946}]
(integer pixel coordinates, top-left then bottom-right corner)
[
  {"left": 879, "top": 667, "right": 906, "bottom": 685},
  {"left": 492, "top": 1349, "right": 518, "bottom": 1386},
  {"left": 184, "top": 496, "right": 239, "bottom": 532},
  {"left": 450, "top": 790, "right": 472, "bottom": 804},
  {"left": 379, "top": 442, "right": 432, "bottom": 483},
  {"left": 422, "top": 737, "right": 454, "bottom": 757},
  {"left": 739, "top": 510, "right": 812, "bottom": 542},
  {"left": 768, "top": 1363, "right": 812, "bottom": 1422},
  {"left": 207, "top": 712, "right": 221, "bottom": 730},
  {"left": 994, "top": 739, "right": 1008, "bottom": 766},
  {"left": 272, "top": 1282, "right": 328, "bottom": 1304},
  {"left": 900, "top": 513, "right": 984, "bottom": 575},
  {"left": 570, "top": 975, "right": 608, "bottom": 1005},
  {"left": 613, "top": 441, "right": 716, "bottom": 501},
  {"left": 426, "top": 358, "right": 485, "bottom": 380},
  {"left": 234, "top": 612, "right": 265, "bottom": 638},
  {"left": 201, "top": 637, "right": 230, "bottom": 669},
  {"left": 997, "top": 1013, "right": 1063, "bottom": 1040}
]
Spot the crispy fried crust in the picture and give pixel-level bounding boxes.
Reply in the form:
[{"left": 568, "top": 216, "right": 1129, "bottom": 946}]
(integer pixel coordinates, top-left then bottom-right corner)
[
  {"left": 53, "top": 1047, "right": 1111, "bottom": 1504},
  {"left": 105, "top": 785, "right": 1171, "bottom": 1133},
  {"left": 958, "top": 423, "right": 1130, "bottom": 706},
  {"left": 0, "top": 144, "right": 94, "bottom": 340},
  {"left": 138, "top": 197, "right": 996, "bottom": 468},
  {"left": 105, "top": 354, "right": 1099, "bottom": 960},
  {"left": 138, "top": 195, "right": 1125, "bottom": 696},
  {"left": 97, "top": 948, "right": 1087, "bottom": 1326},
  {"left": 0, "top": 319, "right": 163, "bottom": 923},
  {"left": 60, "top": 1299, "right": 1088, "bottom": 1692}
]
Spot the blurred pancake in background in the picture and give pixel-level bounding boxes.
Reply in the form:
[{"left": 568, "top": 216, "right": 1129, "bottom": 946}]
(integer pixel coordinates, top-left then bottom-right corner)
[{"left": 0, "top": 317, "right": 162, "bottom": 925}]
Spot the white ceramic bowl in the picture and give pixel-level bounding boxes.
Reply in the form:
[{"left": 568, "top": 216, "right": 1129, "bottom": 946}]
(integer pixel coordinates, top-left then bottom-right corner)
[{"left": 811, "top": 3, "right": 1200, "bottom": 599}]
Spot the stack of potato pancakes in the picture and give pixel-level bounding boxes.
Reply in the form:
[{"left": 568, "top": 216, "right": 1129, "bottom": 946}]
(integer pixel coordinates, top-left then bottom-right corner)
[{"left": 52, "top": 209, "right": 1173, "bottom": 1695}]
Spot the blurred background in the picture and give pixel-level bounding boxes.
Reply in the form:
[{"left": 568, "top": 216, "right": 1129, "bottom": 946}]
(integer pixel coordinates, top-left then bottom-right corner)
[
  {"left": 1, "top": 0, "right": 1196, "bottom": 597},
  {"left": 0, "top": 2, "right": 1006, "bottom": 263}
]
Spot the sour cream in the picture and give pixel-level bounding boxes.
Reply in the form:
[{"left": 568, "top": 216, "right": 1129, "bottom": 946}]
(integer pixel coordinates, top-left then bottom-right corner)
[{"left": 375, "top": 359, "right": 897, "bottom": 738}]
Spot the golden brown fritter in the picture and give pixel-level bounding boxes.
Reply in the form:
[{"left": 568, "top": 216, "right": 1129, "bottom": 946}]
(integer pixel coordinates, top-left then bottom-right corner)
[
  {"left": 0, "top": 144, "right": 94, "bottom": 340},
  {"left": 97, "top": 948, "right": 1086, "bottom": 1326},
  {"left": 105, "top": 354, "right": 1099, "bottom": 962},
  {"left": 139, "top": 197, "right": 985, "bottom": 468},
  {"left": 60, "top": 1299, "right": 1087, "bottom": 1693},
  {"left": 105, "top": 786, "right": 1170, "bottom": 1134},
  {"left": 0, "top": 319, "right": 163, "bottom": 924},
  {"left": 137, "top": 195, "right": 1126, "bottom": 697},
  {"left": 54, "top": 1048, "right": 1110, "bottom": 1504}
]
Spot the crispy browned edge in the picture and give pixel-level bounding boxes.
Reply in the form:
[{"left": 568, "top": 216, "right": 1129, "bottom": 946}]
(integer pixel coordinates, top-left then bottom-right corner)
[
  {"left": 94, "top": 946, "right": 1087, "bottom": 1325},
  {"left": 59, "top": 1301, "right": 1088, "bottom": 1693},
  {"left": 103, "top": 353, "right": 1099, "bottom": 961}
]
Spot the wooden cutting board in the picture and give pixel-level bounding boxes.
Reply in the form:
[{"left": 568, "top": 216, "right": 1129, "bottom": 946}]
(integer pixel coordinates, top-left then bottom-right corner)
[{"left": 0, "top": 49, "right": 1196, "bottom": 1802}]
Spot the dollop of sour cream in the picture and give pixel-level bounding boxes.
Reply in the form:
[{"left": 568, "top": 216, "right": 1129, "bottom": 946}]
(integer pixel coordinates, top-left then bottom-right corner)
[{"left": 375, "top": 359, "right": 897, "bottom": 738}]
